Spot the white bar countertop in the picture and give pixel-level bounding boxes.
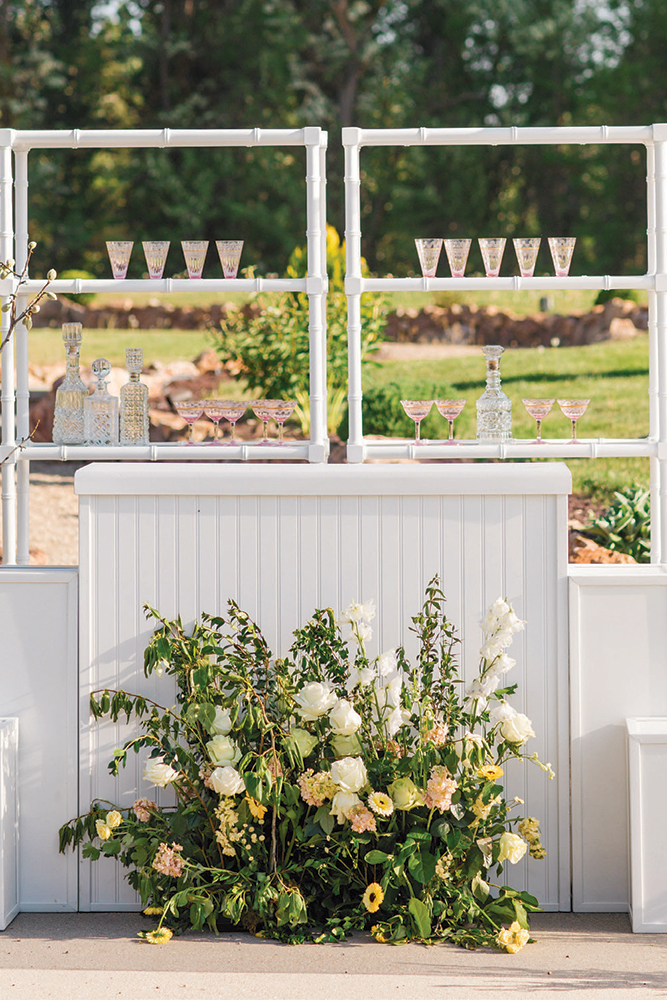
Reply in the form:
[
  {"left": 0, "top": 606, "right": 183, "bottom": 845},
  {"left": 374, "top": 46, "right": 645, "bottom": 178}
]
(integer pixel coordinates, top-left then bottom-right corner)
[{"left": 75, "top": 462, "right": 572, "bottom": 497}]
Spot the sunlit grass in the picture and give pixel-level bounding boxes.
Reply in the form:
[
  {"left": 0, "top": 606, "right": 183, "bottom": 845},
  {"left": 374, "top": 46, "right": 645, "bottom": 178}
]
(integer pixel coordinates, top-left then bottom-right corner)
[{"left": 29, "top": 328, "right": 216, "bottom": 368}]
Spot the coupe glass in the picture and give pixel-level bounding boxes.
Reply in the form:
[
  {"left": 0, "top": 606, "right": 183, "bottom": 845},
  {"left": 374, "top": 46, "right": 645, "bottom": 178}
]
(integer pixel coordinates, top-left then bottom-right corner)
[
  {"left": 142, "top": 241, "right": 170, "bottom": 279},
  {"left": 216, "top": 240, "right": 244, "bottom": 279},
  {"left": 203, "top": 400, "right": 226, "bottom": 443},
  {"left": 415, "top": 239, "right": 443, "bottom": 278},
  {"left": 218, "top": 400, "right": 247, "bottom": 444},
  {"left": 435, "top": 398, "right": 466, "bottom": 442},
  {"left": 401, "top": 399, "right": 433, "bottom": 444},
  {"left": 181, "top": 241, "right": 209, "bottom": 279},
  {"left": 175, "top": 401, "right": 204, "bottom": 445},
  {"left": 522, "top": 397, "right": 554, "bottom": 443},
  {"left": 269, "top": 399, "right": 297, "bottom": 444},
  {"left": 558, "top": 398, "right": 590, "bottom": 441},
  {"left": 548, "top": 237, "right": 576, "bottom": 277},
  {"left": 106, "top": 241, "right": 133, "bottom": 280},
  {"left": 513, "top": 238, "right": 541, "bottom": 278},
  {"left": 252, "top": 399, "right": 276, "bottom": 443},
  {"left": 478, "top": 237, "right": 506, "bottom": 277},
  {"left": 444, "top": 239, "right": 471, "bottom": 278}
]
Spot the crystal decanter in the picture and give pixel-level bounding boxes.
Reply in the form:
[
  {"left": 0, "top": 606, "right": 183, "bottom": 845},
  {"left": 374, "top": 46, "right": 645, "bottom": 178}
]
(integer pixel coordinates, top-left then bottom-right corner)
[
  {"left": 84, "top": 358, "right": 118, "bottom": 445},
  {"left": 52, "top": 323, "right": 87, "bottom": 444},
  {"left": 120, "top": 348, "right": 149, "bottom": 445},
  {"left": 476, "top": 345, "right": 512, "bottom": 441}
]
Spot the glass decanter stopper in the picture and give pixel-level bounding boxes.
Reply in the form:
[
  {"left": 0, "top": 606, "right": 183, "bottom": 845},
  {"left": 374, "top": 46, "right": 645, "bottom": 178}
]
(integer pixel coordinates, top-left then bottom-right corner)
[
  {"left": 120, "top": 348, "right": 149, "bottom": 445},
  {"left": 84, "top": 358, "right": 118, "bottom": 445},
  {"left": 476, "top": 345, "right": 512, "bottom": 442},
  {"left": 53, "top": 323, "right": 87, "bottom": 444}
]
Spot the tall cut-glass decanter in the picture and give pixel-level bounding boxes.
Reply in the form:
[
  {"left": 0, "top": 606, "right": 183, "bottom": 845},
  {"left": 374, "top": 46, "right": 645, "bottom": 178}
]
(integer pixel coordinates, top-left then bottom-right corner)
[
  {"left": 53, "top": 323, "right": 87, "bottom": 444},
  {"left": 476, "top": 345, "right": 512, "bottom": 441},
  {"left": 84, "top": 358, "right": 118, "bottom": 445},
  {"left": 120, "top": 348, "right": 149, "bottom": 445}
]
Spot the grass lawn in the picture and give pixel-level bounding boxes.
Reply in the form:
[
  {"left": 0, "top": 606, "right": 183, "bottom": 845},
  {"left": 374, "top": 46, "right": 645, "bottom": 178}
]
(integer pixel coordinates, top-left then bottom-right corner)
[
  {"left": 365, "top": 335, "right": 650, "bottom": 500},
  {"left": 29, "top": 327, "right": 216, "bottom": 368}
]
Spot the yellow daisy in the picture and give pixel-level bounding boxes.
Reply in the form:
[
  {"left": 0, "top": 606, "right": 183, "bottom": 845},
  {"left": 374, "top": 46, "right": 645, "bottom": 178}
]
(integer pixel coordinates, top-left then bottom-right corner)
[
  {"left": 497, "top": 921, "right": 530, "bottom": 954},
  {"left": 477, "top": 763, "right": 504, "bottom": 782},
  {"left": 245, "top": 795, "right": 268, "bottom": 821},
  {"left": 143, "top": 927, "right": 173, "bottom": 945},
  {"left": 142, "top": 906, "right": 164, "bottom": 916},
  {"left": 368, "top": 791, "right": 394, "bottom": 817},
  {"left": 362, "top": 882, "right": 384, "bottom": 913}
]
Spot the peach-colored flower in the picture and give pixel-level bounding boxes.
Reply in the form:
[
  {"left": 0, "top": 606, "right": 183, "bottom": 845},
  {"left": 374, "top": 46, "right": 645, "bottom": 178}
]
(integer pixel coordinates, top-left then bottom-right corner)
[
  {"left": 424, "top": 765, "right": 458, "bottom": 812},
  {"left": 348, "top": 804, "right": 377, "bottom": 833},
  {"left": 152, "top": 842, "right": 184, "bottom": 878}
]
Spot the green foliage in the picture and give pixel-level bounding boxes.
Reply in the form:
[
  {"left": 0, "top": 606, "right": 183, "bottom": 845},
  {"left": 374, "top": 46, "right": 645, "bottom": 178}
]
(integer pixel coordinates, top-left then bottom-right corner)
[
  {"left": 338, "top": 375, "right": 454, "bottom": 440},
  {"left": 59, "top": 270, "right": 97, "bottom": 306},
  {"left": 60, "top": 580, "right": 550, "bottom": 951},
  {"left": 213, "top": 227, "right": 387, "bottom": 435},
  {"left": 585, "top": 486, "right": 651, "bottom": 563}
]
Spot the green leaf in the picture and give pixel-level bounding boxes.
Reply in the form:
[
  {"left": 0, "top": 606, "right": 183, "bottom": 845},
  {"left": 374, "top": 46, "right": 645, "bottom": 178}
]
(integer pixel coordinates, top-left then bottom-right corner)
[
  {"left": 408, "top": 897, "right": 432, "bottom": 939},
  {"left": 513, "top": 900, "right": 529, "bottom": 929},
  {"left": 407, "top": 848, "right": 437, "bottom": 884},
  {"left": 365, "top": 850, "right": 391, "bottom": 865}
]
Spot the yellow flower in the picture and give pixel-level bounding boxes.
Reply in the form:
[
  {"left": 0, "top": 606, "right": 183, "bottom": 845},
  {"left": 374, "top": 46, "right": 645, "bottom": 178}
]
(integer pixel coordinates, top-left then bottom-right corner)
[
  {"left": 245, "top": 795, "right": 268, "bottom": 821},
  {"left": 105, "top": 810, "right": 123, "bottom": 829},
  {"left": 95, "top": 819, "right": 111, "bottom": 841},
  {"left": 371, "top": 924, "right": 390, "bottom": 943},
  {"left": 368, "top": 791, "right": 394, "bottom": 817},
  {"left": 362, "top": 882, "right": 384, "bottom": 913},
  {"left": 497, "top": 921, "right": 530, "bottom": 954},
  {"left": 143, "top": 906, "right": 164, "bottom": 916},
  {"left": 144, "top": 928, "right": 173, "bottom": 945},
  {"left": 518, "top": 817, "right": 541, "bottom": 844},
  {"left": 477, "top": 764, "right": 504, "bottom": 782}
]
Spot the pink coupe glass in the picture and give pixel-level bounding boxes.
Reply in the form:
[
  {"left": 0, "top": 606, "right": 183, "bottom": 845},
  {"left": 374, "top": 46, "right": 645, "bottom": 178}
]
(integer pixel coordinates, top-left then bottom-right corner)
[{"left": 401, "top": 399, "right": 433, "bottom": 444}]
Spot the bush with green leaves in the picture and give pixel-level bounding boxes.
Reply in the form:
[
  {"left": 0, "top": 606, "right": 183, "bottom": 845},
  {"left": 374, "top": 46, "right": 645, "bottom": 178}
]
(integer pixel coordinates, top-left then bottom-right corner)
[
  {"left": 60, "top": 579, "right": 550, "bottom": 951},
  {"left": 586, "top": 486, "right": 651, "bottom": 563},
  {"left": 338, "top": 376, "right": 455, "bottom": 440},
  {"left": 213, "top": 226, "right": 387, "bottom": 435}
]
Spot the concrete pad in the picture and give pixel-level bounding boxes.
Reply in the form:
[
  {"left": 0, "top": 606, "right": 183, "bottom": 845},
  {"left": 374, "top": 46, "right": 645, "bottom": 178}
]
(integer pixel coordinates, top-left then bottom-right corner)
[{"left": 1, "top": 912, "right": 666, "bottom": 999}]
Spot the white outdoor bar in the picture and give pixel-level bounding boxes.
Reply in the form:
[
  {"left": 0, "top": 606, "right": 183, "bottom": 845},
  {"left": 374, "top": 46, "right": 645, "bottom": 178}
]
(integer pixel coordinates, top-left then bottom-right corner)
[{"left": 0, "top": 123, "right": 666, "bottom": 930}]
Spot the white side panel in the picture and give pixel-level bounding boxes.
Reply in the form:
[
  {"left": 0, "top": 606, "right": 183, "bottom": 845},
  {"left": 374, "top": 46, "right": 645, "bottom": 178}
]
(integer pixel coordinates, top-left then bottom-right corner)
[
  {"left": 0, "top": 569, "right": 78, "bottom": 911},
  {"left": 570, "top": 569, "right": 667, "bottom": 912},
  {"left": 627, "top": 720, "right": 667, "bottom": 932},
  {"left": 0, "top": 717, "right": 19, "bottom": 929},
  {"left": 78, "top": 464, "right": 569, "bottom": 910}
]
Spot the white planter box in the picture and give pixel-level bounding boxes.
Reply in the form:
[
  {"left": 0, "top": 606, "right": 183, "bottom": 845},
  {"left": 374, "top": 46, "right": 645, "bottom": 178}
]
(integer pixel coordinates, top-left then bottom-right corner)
[
  {"left": 0, "top": 717, "right": 19, "bottom": 930},
  {"left": 627, "top": 718, "right": 667, "bottom": 931}
]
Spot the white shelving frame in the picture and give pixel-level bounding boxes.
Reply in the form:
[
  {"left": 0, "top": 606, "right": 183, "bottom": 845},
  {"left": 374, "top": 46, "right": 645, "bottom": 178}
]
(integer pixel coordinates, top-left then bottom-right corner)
[
  {"left": 0, "top": 126, "right": 329, "bottom": 566},
  {"left": 343, "top": 123, "right": 667, "bottom": 563}
]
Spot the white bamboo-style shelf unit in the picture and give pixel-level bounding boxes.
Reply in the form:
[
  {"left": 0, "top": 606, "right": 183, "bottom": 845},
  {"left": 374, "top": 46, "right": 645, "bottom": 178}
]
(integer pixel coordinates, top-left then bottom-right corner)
[
  {"left": 342, "top": 124, "right": 667, "bottom": 562},
  {"left": 0, "top": 126, "right": 329, "bottom": 565}
]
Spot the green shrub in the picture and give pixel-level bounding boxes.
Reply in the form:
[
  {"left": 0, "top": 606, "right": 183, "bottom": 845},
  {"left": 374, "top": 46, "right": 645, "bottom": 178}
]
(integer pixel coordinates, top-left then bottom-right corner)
[
  {"left": 338, "top": 375, "right": 454, "bottom": 440},
  {"left": 585, "top": 485, "right": 651, "bottom": 562},
  {"left": 59, "top": 270, "right": 97, "bottom": 306},
  {"left": 594, "top": 288, "right": 641, "bottom": 306}
]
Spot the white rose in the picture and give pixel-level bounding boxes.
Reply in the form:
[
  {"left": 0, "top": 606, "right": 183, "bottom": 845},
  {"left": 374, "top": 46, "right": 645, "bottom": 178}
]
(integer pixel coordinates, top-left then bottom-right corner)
[
  {"left": 501, "top": 713, "right": 535, "bottom": 744},
  {"left": 144, "top": 755, "right": 179, "bottom": 787},
  {"left": 330, "top": 756, "right": 368, "bottom": 792},
  {"left": 206, "top": 735, "right": 241, "bottom": 766},
  {"left": 454, "top": 731, "right": 485, "bottom": 758},
  {"left": 209, "top": 765, "right": 245, "bottom": 796},
  {"left": 489, "top": 700, "right": 517, "bottom": 723},
  {"left": 289, "top": 726, "right": 319, "bottom": 758},
  {"left": 497, "top": 831, "right": 528, "bottom": 864},
  {"left": 293, "top": 681, "right": 337, "bottom": 721},
  {"left": 377, "top": 649, "right": 397, "bottom": 676},
  {"left": 210, "top": 706, "right": 234, "bottom": 735},
  {"left": 331, "top": 732, "right": 364, "bottom": 757},
  {"left": 330, "top": 789, "right": 362, "bottom": 824},
  {"left": 329, "top": 698, "right": 362, "bottom": 736}
]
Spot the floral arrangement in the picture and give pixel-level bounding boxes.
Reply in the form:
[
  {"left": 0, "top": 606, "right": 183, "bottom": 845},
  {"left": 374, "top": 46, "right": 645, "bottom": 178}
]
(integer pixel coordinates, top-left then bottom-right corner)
[{"left": 60, "top": 579, "right": 552, "bottom": 950}]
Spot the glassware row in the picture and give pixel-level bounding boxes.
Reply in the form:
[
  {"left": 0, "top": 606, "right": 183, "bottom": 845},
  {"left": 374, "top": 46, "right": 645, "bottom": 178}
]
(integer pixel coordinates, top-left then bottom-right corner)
[
  {"left": 415, "top": 237, "right": 576, "bottom": 279},
  {"left": 106, "top": 240, "right": 244, "bottom": 280}
]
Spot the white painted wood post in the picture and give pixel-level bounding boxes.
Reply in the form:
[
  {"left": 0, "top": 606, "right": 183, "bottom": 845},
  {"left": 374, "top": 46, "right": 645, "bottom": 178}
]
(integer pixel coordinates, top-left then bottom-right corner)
[
  {"left": 653, "top": 127, "right": 667, "bottom": 563},
  {"left": 304, "top": 127, "right": 328, "bottom": 462},
  {"left": 14, "top": 148, "right": 30, "bottom": 566},
  {"left": 343, "top": 128, "right": 364, "bottom": 462},
  {"left": 0, "top": 717, "right": 19, "bottom": 930},
  {"left": 627, "top": 718, "right": 667, "bottom": 931},
  {"left": 0, "top": 132, "right": 16, "bottom": 565}
]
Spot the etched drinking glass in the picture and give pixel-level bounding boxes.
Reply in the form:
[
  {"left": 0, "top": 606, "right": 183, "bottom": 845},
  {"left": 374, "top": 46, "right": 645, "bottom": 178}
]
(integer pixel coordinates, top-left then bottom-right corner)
[
  {"left": 181, "top": 241, "right": 209, "bottom": 279},
  {"left": 548, "top": 237, "right": 576, "bottom": 277},
  {"left": 478, "top": 238, "right": 506, "bottom": 278},
  {"left": 203, "top": 400, "right": 226, "bottom": 443},
  {"left": 401, "top": 399, "right": 433, "bottom": 444},
  {"left": 435, "top": 398, "right": 467, "bottom": 443},
  {"left": 444, "top": 239, "right": 472, "bottom": 278},
  {"left": 558, "top": 398, "right": 590, "bottom": 442},
  {"left": 142, "top": 241, "right": 170, "bottom": 279},
  {"left": 415, "top": 239, "right": 443, "bottom": 278},
  {"left": 216, "top": 240, "right": 244, "bottom": 279},
  {"left": 106, "top": 241, "right": 133, "bottom": 280},
  {"left": 522, "top": 398, "right": 554, "bottom": 443},
  {"left": 268, "top": 399, "right": 297, "bottom": 445},
  {"left": 175, "top": 400, "right": 204, "bottom": 444},
  {"left": 218, "top": 400, "right": 247, "bottom": 444},
  {"left": 252, "top": 400, "right": 276, "bottom": 443},
  {"left": 513, "top": 238, "right": 541, "bottom": 278}
]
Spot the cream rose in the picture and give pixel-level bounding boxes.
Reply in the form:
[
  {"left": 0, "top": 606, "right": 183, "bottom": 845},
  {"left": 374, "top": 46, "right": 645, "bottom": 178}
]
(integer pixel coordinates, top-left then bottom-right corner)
[
  {"left": 497, "top": 831, "right": 528, "bottom": 864},
  {"left": 331, "top": 732, "right": 364, "bottom": 757},
  {"left": 144, "top": 755, "right": 179, "bottom": 787},
  {"left": 387, "top": 776, "right": 424, "bottom": 811},
  {"left": 289, "top": 726, "right": 319, "bottom": 758},
  {"left": 329, "top": 699, "right": 362, "bottom": 736},
  {"left": 293, "top": 682, "right": 337, "bottom": 721},
  {"left": 95, "top": 819, "right": 111, "bottom": 840},
  {"left": 206, "top": 735, "right": 241, "bottom": 766},
  {"left": 330, "top": 789, "right": 362, "bottom": 824},
  {"left": 105, "top": 810, "right": 123, "bottom": 830},
  {"left": 209, "top": 765, "right": 245, "bottom": 796},
  {"left": 501, "top": 713, "right": 535, "bottom": 744},
  {"left": 210, "top": 706, "right": 234, "bottom": 736},
  {"left": 330, "top": 756, "right": 368, "bottom": 792}
]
